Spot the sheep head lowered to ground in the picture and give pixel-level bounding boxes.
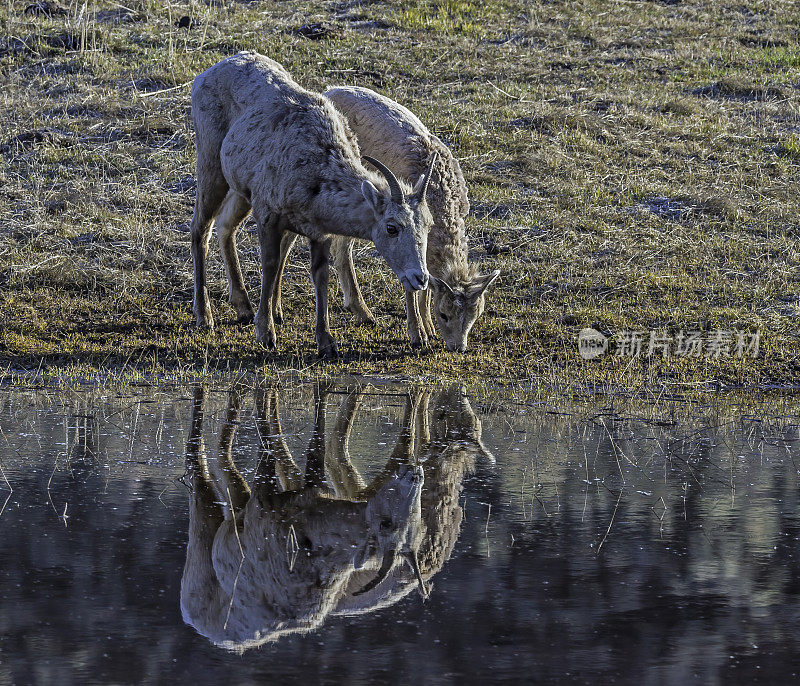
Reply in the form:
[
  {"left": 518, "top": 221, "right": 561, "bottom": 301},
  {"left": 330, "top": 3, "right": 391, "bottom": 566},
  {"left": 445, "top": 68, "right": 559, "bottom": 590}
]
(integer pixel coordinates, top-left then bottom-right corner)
[
  {"left": 323, "top": 85, "right": 500, "bottom": 352},
  {"left": 353, "top": 463, "right": 426, "bottom": 596},
  {"left": 430, "top": 267, "right": 500, "bottom": 352},
  {"left": 327, "top": 385, "right": 494, "bottom": 616}
]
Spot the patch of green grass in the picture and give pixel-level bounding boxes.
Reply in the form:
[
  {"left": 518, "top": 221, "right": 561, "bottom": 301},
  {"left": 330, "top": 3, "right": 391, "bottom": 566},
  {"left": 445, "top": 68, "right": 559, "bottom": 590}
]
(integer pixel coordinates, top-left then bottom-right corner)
[
  {"left": 778, "top": 133, "right": 800, "bottom": 159},
  {"left": 395, "top": 0, "right": 495, "bottom": 37},
  {"left": 756, "top": 45, "right": 800, "bottom": 69}
]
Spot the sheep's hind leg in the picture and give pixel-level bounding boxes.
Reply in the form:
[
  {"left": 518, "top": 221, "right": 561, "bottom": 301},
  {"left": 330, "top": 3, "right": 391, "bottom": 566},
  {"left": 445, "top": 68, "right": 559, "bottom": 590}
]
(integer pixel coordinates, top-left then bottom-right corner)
[
  {"left": 254, "top": 210, "right": 284, "bottom": 349},
  {"left": 190, "top": 174, "right": 229, "bottom": 330},
  {"left": 332, "top": 236, "right": 376, "bottom": 325},
  {"left": 216, "top": 191, "right": 255, "bottom": 324},
  {"left": 182, "top": 387, "right": 226, "bottom": 623},
  {"left": 406, "top": 291, "right": 428, "bottom": 348},
  {"left": 271, "top": 232, "right": 298, "bottom": 325},
  {"left": 310, "top": 239, "right": 338, "bottom": 359}
]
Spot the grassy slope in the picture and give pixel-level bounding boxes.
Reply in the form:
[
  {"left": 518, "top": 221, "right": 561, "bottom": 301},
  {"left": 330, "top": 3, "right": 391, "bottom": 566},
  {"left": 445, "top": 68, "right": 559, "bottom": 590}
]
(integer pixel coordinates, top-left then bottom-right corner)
[{"left": 0, "top": 0, "right": 798, "bottom": 390}]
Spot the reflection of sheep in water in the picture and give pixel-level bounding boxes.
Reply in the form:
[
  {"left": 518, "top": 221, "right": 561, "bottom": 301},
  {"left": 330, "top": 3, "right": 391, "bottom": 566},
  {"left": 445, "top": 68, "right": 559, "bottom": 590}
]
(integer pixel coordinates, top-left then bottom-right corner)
[
  {"left": 180, "top": 384, "right": 493, "bottom": 650},
  {"left": 331, "top": 385, "right": 494, "bottom": 614},
  {"left": 181, "top": 386, "right": 425, "bottom": 651}
]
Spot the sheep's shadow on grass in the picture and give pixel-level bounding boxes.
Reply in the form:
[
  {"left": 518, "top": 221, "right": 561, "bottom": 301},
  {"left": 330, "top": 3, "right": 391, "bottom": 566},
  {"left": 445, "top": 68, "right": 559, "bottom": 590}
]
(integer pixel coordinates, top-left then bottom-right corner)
[{"left": 0, "top": 325, "right": 436, "bottom": 373}]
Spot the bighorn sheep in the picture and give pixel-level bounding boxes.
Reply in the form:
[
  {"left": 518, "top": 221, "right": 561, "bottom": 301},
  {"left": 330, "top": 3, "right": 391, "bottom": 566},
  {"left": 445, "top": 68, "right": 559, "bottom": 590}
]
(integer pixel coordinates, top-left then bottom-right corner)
[
  {"left": 180, "top": 385, "right": 426, "bottom": 651},
  {"left": 181, "top": 383, "right": 494, "bottom": 651},
  {"left": 189, "top": 52, "right": 437, "bottom": 358},
  {"left": 273, "top": 87, "right": 501, "bottom": 351}
]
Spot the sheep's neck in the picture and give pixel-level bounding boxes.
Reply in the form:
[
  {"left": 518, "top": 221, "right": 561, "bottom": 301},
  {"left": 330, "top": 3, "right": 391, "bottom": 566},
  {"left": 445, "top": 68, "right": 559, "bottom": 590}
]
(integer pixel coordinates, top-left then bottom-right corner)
[{"left": 309, "top": 176, "right": 380, "bottom": 240}]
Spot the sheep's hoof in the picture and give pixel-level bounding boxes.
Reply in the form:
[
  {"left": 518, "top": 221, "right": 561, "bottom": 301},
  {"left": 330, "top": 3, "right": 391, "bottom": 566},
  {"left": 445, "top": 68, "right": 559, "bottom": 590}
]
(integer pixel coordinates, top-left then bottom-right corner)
[
  {"left": 230, "top": 296, "right": 255, "bottom": 324},
  {"left": 409, "top": 335, "right": 428, "bottom": 349},
  {"left": 195, "top": 317, "right": 214, "bottom": 331},
  {"left": 317, "top": 335, "right": 339, "bottom": 360},
  {"left": 255, "top": 329, "right": 276, "bottom": 349},
  {"left": 318, "top": 348, "right": 339, "bottom": 361},
  {"left": 346, "top": 303, "right": 376, "bottom": 326}
]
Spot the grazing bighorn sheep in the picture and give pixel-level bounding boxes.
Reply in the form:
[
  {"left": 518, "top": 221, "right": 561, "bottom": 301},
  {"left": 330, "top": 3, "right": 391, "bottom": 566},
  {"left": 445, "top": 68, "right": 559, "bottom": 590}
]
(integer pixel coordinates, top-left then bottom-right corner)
[
  {"left": 180, "top": 385, "right": 426, "bottom": 651},
  {"left": 189, "top": 52, "right": 436, "bottom": 357},
  {"left": 273, "top": 87, "right": 500, "bottom": 351}
]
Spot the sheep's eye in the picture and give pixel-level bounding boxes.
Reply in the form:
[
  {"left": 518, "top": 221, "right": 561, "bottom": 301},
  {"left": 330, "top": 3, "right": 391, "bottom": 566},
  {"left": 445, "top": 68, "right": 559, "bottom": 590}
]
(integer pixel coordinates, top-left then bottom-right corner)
[
  {"left": 386, "top": 223, "right": 399, "bottom": 237},
  {"left": 439, "top": 312, "right": 449, "bottom": 323}
]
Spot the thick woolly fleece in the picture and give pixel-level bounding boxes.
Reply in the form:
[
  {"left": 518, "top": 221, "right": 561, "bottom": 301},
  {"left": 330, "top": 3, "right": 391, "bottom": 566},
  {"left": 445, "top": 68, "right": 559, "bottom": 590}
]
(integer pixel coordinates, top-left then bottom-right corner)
[
  {"left": 192, "top": 52, "right": 407, "bottom": 241},
  {"left": 325, "top": 85, "right": 477, "bottom": 286}
]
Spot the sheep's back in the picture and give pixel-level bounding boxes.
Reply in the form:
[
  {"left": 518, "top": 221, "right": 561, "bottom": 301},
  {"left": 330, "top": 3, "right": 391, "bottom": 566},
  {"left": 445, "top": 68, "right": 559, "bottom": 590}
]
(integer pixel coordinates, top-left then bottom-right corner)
[{"left": 326, "top": 86, "right": 471, "bottom": 272}]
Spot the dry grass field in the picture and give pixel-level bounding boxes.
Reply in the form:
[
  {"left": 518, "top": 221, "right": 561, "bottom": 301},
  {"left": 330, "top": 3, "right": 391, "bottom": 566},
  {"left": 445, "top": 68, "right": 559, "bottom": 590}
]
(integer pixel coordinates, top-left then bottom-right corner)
[{"left": 0, "top": 0, "right": 798, "bottom": 392}]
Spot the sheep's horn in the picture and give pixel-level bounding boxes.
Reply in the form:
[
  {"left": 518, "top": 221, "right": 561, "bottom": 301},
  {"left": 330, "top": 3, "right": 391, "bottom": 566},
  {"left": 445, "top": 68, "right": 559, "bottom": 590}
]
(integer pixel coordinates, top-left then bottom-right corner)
[
  {"left": 430, "top": 276, "right": 454, "bottom": 296},
  {"left": 404, "top": 550, "right": 428, "bottom": 598},
  {"left": 363, "top": 155, "right": 403, "bottom": 205},
  {"left": 413, "top": 152, "right": 438, "bottom": 203},
  {"left": 476, "top": 437, "right": 496, "bottom": 465},
  {"left": 353, "top": 549, "right": 396, "bottom": 596}
]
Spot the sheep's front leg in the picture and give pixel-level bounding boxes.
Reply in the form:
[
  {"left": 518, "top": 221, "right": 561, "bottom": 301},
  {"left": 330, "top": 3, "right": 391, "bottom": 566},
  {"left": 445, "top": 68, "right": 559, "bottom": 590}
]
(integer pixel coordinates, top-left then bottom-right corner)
[
  {"left": 253, "top": 388, "right": 302, "bottom": 495},
  {"left": 406, "top": 291, "right": 428, "bottom": 348},
  {"left": 325, "top": 387, "right": 368, "bottom": 499},
  {"left": 206, "top": 389, "right": 251, "bottom": 515},
  {"left": 419, "top": 288, "right": 436, "bottom": 339},
  {"left": 254, "top": 211, "right": 283, "bottom": 349},
  {"left": 310, "top": 239, "right": 338, "bottom": 359},
  {"left": 303, "top": 383, "right": 330, "bottom": 488},
  {"left": 414, "top": 388, "right": 432, "bottom": 457},
  {"left": 332, "top": 236, "right": 375, "bottom": 325},
  {"left": 359, "top": 391, "right": 418, "bottom": 498},
  {"left": 271, "top": 232, "right": 298, "bottom": 325}
]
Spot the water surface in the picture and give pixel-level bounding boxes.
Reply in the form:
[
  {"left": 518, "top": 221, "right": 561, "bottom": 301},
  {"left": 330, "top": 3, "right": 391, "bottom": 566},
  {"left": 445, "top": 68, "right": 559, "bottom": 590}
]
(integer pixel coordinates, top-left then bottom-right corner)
[{"left": 0, "top": 385, "right": 798, "bottom": 685}]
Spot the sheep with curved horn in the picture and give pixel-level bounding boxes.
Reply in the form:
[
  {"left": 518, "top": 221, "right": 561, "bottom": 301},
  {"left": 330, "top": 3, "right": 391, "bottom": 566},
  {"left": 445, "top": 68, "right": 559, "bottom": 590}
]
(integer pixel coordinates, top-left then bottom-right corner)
[
  {"left": 189, "top": 52, "right": 436, "bottom": 358},
  {"left": 180, "top": 385, "right": 426, "bottom": 651}
]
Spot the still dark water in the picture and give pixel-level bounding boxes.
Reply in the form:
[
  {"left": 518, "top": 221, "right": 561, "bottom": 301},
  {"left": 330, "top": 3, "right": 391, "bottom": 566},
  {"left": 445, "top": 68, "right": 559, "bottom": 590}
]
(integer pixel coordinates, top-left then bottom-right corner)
[{"left": 0, "top": 384, "right": 799, "bottom": 685}]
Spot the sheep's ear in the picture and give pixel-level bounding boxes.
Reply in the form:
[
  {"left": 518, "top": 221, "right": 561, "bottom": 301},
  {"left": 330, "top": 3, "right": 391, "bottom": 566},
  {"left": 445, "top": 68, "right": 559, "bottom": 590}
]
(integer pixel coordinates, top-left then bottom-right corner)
[
  {"left": 467, "top": 270, "right": 500, "bottom": 299},
  {"left": 361, "top": 180, "right": 381, "bottom": 211},
  {"left": 430, "top": 276, "right": 454, "bottom": 297}
]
